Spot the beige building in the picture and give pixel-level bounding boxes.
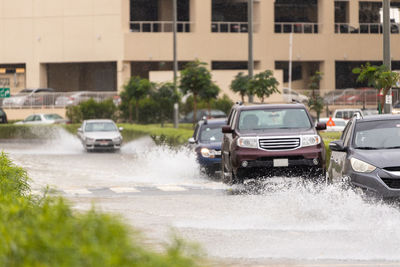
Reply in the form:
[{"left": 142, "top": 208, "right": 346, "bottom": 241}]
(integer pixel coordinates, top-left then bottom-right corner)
[{"left": 1, "top": 0, "right": 400, "bottom": 101}]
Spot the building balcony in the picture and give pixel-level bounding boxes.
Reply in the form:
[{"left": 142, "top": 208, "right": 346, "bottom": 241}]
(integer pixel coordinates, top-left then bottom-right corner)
[
  {"left": 274, "top": 23, "right": 319, "bottom": 34},
  {"left": 211, "top": 21, "right": 259, "bottom": 33},
  {"left": 335, "top": 23, "right": 400, "bottom": 34},
  {"left": 130, "top": 21, "right": 192, "bottom": 33}
]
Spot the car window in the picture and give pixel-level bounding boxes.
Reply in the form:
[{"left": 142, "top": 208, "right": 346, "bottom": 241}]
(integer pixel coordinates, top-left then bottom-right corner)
[
  {"left": 334, "top": 120, "right": 347, "bottom": 127},
  {"left": 341, "top": 121, "right": 352, "bottom": 142},
  {"left": 228, "top": 110, "right": 237, "bottom": 128},
  {"left": 336, "top": 111, "right": 343, "bottom": 118},
  {"left": 34, "top": 115, "right": 42, "bottom": 121},
  {"left": 199, "top": 124, "right": 224, "bottom": 142},
  {"left": 0, "top": 109, "right": 4, "bottom": 116},
  {"left": 238, "top": 108, "right": 311, "bottom": 131},
  {"left": 25, "top": 115, "right": 35, "bottom": 121},
  {"left": 354, "top": 120, "right": 400, "bottom": 149},
  {"left": 193, "top": 123, "right": 200, "bottom": 139},
  {"left": 85, "top": 122, "right": 117, "bottom": 132},
  {"left": 44, "top": 114, "right": 63, "bottom": 120}
]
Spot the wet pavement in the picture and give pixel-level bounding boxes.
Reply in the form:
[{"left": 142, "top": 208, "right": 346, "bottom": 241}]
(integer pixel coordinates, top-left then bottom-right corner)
[{"left": 2, "top": 128, "right": 400, "bottom": 266}]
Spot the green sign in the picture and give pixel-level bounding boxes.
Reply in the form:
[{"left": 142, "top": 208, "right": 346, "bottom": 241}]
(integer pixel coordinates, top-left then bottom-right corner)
[{"left": 0, "top": 88, "right": 10, "bottom": 98}]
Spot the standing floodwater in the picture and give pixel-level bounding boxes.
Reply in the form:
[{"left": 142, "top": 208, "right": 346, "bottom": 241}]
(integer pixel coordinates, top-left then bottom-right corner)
[{"left": 2, "top": 128, "right": 400, "bottom": 265}]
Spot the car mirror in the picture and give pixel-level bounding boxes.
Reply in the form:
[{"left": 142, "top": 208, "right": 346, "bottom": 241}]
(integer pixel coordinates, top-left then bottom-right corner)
[
  {"left": 119, "top": 127, "right": 124, "bottom": 132},
  {"left": 188, "top": 137, "right": 196, "bottom": 144},
  {"left": 316, "top": 122, "right": 327, "bottom": 131},
  {"left": 329, "top": 140, "right": 346, "bottom": 152},
  {"left": 222, "top": 125, "right": 233, "bottom": 134},
  {"left": 77, "top": 128, "right": 82, "bottom": 132}
]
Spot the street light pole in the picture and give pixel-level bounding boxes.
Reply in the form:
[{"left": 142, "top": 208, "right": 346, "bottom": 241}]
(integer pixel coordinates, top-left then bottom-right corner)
[
  {"left": 383, "top": 0, "right": 392, "bottom": 114},
  {"left": 248, "top": 0, "right": 254, "bottom": 103},
  {"left": 173, "top": 0, "right": 179, "bottom": 128}
]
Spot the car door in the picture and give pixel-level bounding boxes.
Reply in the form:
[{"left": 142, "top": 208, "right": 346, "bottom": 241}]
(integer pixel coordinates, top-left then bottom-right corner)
[{"left": 330, "top": 120, "right": 353, "bottom": 181}]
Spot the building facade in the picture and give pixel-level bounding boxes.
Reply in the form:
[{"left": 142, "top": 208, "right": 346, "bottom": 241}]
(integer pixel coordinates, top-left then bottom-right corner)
[{"left": 1, "top": 0, "right": 400, "bottom": 101}]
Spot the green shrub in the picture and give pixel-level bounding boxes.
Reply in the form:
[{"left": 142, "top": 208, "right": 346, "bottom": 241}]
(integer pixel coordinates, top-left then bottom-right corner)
[
  {"left": 181, "top": 94, "right": 233, "bottom": 116},
  {"left": 66, "top": 99, "right": 117, "bottom": 123},
  {"left": 0, "top": 153, "right": 202, "bottom": 267}
]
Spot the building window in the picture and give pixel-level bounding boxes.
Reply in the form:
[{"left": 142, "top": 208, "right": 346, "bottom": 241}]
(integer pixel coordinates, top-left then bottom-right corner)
[
  {"left": 358, "top": 1, "right": 400, "bottom": 34},
  {"left": 275, "top": 61, "right": 303, "bottom": 83},
  {"left": 130, "top": 0, "right": 191, "bottom": 32},
  {"left": 274, "top": 0, "right": 319, "bottom": 34},
  {"left": 211, "top": 0, "right": 255, "bottom": 33}
]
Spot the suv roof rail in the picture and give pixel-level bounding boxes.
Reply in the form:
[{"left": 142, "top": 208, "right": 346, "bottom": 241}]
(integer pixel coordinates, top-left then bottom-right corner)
[{"left": 202, "top": 116, "right": 208, "bottom": 124}]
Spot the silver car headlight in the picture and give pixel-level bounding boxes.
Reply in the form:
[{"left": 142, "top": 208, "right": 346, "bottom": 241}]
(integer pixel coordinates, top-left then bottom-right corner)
[
  {"left": 85, "top": 137, "right": 95, "bottom": 143},
  {"left": 237, "top": 137, "right": 258, "bottom": 148},
  {"left": 350, "top": 158, "right": 376, "bottom": 173},
  {"left": 302, "top": 135, "right": 321, "bottom": 147},
  {"left": 113, "top": 137, "right": 122, "bottom": 142}
]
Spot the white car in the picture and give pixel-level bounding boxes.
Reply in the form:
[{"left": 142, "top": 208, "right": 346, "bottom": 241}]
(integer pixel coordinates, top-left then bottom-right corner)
[
  {"left": 333, "top": 109, "right": 363, "bottom": 120},
  {"left": 318, "top": 117, "right": 347, "bottom": 132},
  {"left": 15, "top": 113, "right": 67, "bottom": 125},
  {"left": 77, "top": 119, "right": 123, "bottom": 152},
  {"left": 282, "top": 88, "right": 309, "bottom": 103}
]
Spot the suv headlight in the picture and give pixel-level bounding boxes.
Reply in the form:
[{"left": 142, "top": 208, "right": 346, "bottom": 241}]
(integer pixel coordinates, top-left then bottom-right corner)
[
  {"left": 302, "top": 135, "right": 321, "bottom": 147},
  {"left": 201, "top": 148, "right": 217, "bottom": 158},
  {"left": 85, "top": 137, "right": 95, "bottom": 143},
  {"left": 237, "top": 137, "right": 258, "bottom": 148},
  {"left": 350, "top": 158, "right": 376, "bottom": 173}
]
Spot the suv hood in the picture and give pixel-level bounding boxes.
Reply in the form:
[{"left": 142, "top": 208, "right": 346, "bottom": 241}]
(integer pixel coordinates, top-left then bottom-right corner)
[
  {"left": 238, "top": 128, "right": 316, "bottom": 137},
  {"left": 353, "top": 149, "right": 400, "bottom": 169}
]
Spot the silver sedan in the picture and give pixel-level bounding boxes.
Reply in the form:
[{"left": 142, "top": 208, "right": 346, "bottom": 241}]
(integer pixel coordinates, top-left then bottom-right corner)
[{"left": 77, "top": 119, "right": 123, "bottom": 152}]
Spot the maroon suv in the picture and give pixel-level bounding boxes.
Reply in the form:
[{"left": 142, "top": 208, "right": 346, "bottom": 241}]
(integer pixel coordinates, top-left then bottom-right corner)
[{"left": 221, "top": 103, "right": 326, "bottom": 184}]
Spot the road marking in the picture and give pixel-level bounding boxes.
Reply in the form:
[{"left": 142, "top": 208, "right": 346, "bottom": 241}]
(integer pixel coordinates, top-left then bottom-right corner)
[
  {"left": 64, "top": 189, "right": 92, "bottom": 195},
  {"left": 110, "top": 187, "right": 140, "bottom": 193},
  {"left": 157, "top": 185, "right": 187, "bottom": 192}
]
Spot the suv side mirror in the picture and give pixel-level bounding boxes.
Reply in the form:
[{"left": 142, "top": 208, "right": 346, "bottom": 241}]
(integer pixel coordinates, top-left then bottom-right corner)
[
  {"left": 188, "top": 137, "right": 196, "bottom": 144},
  {"left": 316, "top": 122, "right": 327, "bottom": 131},
  {"left": 222, "top": 125, "right": 233, "bottom": 134},
  {"left": 119, "top": 127, "right": 124, "bottom": 132},
  {"left": 329, "top": 140, "right": 346, "bottom": 152},
  {"left": 77, "top": 128, "right": 82, "bottom": 133}
]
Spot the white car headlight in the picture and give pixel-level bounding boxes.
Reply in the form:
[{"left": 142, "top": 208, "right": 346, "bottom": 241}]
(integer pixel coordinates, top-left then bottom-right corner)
[
  {"left": 237, "top": 137, "right": 258, "bottom": 148},
  {"left": 302, "top": 135, "right": 321, "bottom": 147},
  {"left": 113, "top": 137, "right": 122, "bottom": 142},
  {"left": 201, "top": 148, "right": 216, "bottom": 158},
  {"left": 350, "top": 158, "right": 376, "bottom": 173},
  {"left": 85, "top": 137, "right": 95, "bottom": 143}
]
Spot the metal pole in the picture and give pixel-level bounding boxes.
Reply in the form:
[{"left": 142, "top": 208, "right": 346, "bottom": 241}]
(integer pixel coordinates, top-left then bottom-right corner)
[
  {"left": 248, "top": 0, "right": 254, "bottom": 103},
  {"left": 383, "top": 0, "right": 392, "bottom": 114},
  {"left": 288, "top": 32, "right": 293, "bottom": 102},
  {"left": 173, "top": 0, "right": 179, "bottom": 128}
]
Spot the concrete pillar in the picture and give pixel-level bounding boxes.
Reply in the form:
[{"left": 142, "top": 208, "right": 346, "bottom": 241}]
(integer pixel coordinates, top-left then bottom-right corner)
[
  {"left": 26, "top": 62, "right": 47, "bottom": 88},
  {"left": 190, "top": 0, "right": 211, "bottom": 33},
  {"left": 117, "top": 60, "right": 131, "bottom": 93},
  {"left": 258, "top": 0, "right": 274, "bottom": 71},
  {"left": 349, "top": 0, "right": 359, "bottom": 28},
  {"left": 318, "top": 0, "right": 334, "bottom": 35},
  {"left": 122, "top": 0, "right": 130, "bottom": 32},
  {"left": 319, "top": 60, "right": 335, "bottom": 93}
]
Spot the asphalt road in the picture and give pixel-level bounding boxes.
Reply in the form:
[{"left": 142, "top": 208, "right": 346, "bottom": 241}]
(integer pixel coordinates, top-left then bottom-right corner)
[{"left": 3, "top": 129, "right": 400, "bottom": 267}]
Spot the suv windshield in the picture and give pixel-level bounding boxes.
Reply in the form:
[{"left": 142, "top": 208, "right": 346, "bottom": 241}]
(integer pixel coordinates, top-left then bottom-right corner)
[
  {"left": 238, "top": 108, "right": 311, "bottom": 131},
  {"left": 354, "top": 120, "right": 400, "bottom": 149},
  {"left": 44, "top": 114, "right": 63, "bottom": 120},
  {"left": 199, "top": 124, "right": 224, "bottom": 142},
  {"left": 85, "top": 122, "right": 117, "bottom": 132}
]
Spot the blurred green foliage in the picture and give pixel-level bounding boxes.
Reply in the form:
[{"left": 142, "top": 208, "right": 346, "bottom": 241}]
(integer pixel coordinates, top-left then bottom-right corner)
[
  {"left": 66, "top": 98, "right": 117, "bottom": 123},
  {"left": 0, "top": 153, "right": 203, "bottom": 267}
]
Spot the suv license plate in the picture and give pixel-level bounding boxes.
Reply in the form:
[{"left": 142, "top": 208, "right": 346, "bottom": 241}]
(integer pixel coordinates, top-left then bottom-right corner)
[{"left": 273, "top": 159, "right": 288, "bottom": 167}]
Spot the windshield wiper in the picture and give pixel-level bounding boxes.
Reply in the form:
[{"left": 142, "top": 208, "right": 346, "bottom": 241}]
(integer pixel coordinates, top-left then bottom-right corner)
[
  {"left": 355, "top": 147, "right": 379, "bottom": 150},
  {"left": 384, "top": 146, "right": 400, "bottom": 149}
]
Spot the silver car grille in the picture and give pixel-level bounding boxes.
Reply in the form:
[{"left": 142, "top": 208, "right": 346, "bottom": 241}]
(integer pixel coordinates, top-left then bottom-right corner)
[{"left": 259, "top": 137, "right": 301, "bottom": 151}]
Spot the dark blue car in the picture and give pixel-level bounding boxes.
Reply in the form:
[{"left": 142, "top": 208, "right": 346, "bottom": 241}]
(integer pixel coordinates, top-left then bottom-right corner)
[{"left": 189, "top": 118, "right": 226, "bottom": 175}]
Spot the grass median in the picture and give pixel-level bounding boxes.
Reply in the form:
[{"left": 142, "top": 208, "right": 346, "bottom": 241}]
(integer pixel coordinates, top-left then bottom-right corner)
[{"left": 0, "top": 152, "right": 203, "bottom": 267}]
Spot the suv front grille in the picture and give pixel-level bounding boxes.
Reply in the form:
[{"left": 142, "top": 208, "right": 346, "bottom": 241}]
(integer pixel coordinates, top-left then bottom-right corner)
[{"left": 259, "top": 137, "right": 300, "bottom": 151}]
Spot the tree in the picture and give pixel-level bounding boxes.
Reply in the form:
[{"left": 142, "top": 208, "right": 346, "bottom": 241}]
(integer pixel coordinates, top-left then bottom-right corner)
[
  {"left": 120, "top": 76, "right": 152, "bottom": 122},
  {"left": 199, "top": 83, "right": 220, "bottom": 114},
  {"left": 307, "top": 71, "right": 324, "bottom": 121},
  {"left": 152, "top": 83, "right": 181, "bottom": 127},
  {"left": 230, "top": 72, "right": 250, "bottom": 103},
  {"left": 248, "top": 70, "right": 280, "bottom": 103},
  {"left": 353, "top": 63, "right": 400, "bottom": 114},
  {"left": 179, "top": 60, "right": 213, "bottom": 124}
]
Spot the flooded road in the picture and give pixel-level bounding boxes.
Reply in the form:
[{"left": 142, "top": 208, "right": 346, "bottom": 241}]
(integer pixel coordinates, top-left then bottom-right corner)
[{"left": 2, "top": 128, "right": 400, "bottom": 266}]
